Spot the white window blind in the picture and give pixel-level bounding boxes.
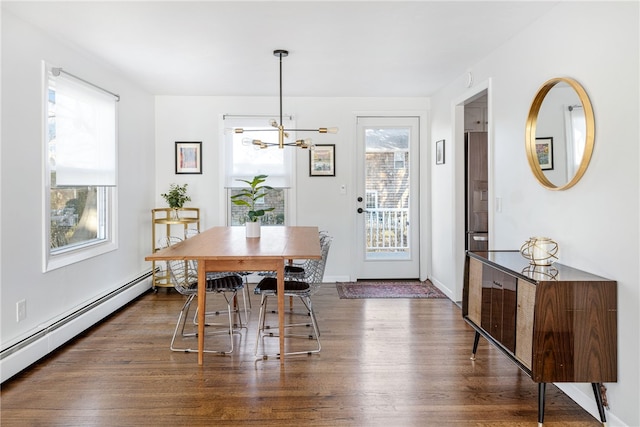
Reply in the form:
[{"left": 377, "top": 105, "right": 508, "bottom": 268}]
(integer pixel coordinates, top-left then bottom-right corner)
[
  {"left": 53, "top": 72, "right": 117, "bottom": 186},
  {"left": 223, "top": 116, "right": 293, "bottom": 188}
]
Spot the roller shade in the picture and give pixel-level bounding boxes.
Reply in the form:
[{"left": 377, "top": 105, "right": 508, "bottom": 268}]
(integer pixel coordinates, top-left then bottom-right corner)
[{"left": 54, "top": 72, "right": 117, "bottom": 186}]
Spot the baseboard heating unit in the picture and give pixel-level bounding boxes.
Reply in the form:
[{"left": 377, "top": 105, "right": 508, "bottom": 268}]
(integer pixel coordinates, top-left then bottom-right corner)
[{"left": 0, "top": 270, "right": 153, "bottom": 383}]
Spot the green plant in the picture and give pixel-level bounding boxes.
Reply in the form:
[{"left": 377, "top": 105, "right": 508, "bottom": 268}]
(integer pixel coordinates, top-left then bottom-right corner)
[
  {"left": 230, "top": 174, "right": 274, "bottom": 222},
  {"left": 161, "top": 183, "right": 191, "bottom": 209}
]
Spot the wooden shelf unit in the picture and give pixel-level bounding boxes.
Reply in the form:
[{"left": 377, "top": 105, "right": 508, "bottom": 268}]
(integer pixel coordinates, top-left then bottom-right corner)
[
  {"left": 463, "top": 250, "right": 617, "bottom": 426},
  {"left": 151, "top": 207, "right": 200, "bottom": 289}
]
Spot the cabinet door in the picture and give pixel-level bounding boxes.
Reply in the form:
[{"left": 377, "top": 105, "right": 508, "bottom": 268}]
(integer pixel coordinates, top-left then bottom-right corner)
[
  {"left": 516, "top": 280, "right": 535, "bottom": 370},
  {"left": 464, "top": 106, "right": 486, "bottom": 131},
  {"left": 467, "top": 257, "right": 483, "bottom": 325},
  {"left": 480, "top": 264, "right": 493, "bottom": 333},
  {"left": 500, "top": 271, "right": 517, "bottom": 353},
  {"left": 482, "top": 266, "right": 517, "bottom": 353}
]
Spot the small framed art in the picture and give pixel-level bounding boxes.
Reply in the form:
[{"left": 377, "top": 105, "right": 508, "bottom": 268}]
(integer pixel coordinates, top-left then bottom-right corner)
[
  {"left": 435, "top": 139, "right": 445, "bottom": 165},
  {"left": 175, "top": 141, "right": 202, "bottom": 174},
  {"left": 309, "top": 144, "right": 335, "bottom": 176},
  {"left": 535, "top": 137, "right": 554, "bottom": 170}
]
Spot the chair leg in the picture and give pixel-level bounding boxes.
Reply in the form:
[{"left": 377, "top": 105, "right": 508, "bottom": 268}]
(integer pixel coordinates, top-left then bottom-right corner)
[
  {"left": 254, "top": 293, "right": 269, "bottom": 357},
  {"left": 254, "top": 293, "right": 321, "bottom": 358},
  {"left": 171, "top": 294, "right": 196, "bottom": 352},
  {"left": 171, "top": 291, "right": 242, "bottom": 355}
]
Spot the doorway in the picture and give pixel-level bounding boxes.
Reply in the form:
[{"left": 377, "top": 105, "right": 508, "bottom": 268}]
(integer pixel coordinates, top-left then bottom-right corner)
[
  {"left": 463, "top": 93, "right": 489, "bottom": 252},
  {"left": 355, "top": 116, "right": 420, "bottom": 279}
]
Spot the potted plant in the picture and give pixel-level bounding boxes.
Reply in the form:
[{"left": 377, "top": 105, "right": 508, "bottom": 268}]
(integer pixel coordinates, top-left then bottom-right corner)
[
  {"left": 161, "top": 183, "right": 191, "bottom": 219},
  {"left": 230, "top": 174, "right": 274, "bottom": 237}
]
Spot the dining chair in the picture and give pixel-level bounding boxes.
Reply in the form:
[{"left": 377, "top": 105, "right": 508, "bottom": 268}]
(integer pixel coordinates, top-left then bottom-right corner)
[
  {"left": 183, "top": 229, "right": 252, "bottom": 324},
  {"left": 165, "top": 239, "right": 245, "bottom": 355},
  {"left": 253, "top": 232, "right": 332, "bottom": 358}
]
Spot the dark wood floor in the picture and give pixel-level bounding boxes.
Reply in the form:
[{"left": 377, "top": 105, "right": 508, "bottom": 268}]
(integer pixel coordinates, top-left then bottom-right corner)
[{"left": 1, "top": 284, "right": 599, "bottom": 426}]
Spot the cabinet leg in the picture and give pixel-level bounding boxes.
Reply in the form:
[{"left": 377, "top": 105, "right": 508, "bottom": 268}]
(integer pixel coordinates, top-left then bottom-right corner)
[
  {"left": 470, "top": 331, "right": 480, "bottom": 360},
  {"left": 538, "top": 382, "right": 546, "bottom": 427},
  {"left": 591, "top": 383, "right": 607, "bottom": 426}
]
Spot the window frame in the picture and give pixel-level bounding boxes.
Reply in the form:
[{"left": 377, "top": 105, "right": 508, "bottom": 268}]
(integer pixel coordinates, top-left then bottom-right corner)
[
  {"left": 222, "top": 115, "right": 296, "bottom": 226},
  {"left": 42, "top": 62, "right": 118, "bottom": 272}
]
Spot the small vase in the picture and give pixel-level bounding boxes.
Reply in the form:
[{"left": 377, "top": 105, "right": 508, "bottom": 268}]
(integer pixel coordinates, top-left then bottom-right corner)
[
  {"left": 171, "top": 208, "right": 180, "bottom": 220},
  {"left": 246, "top": 220, "right": 261, "bottom": 238}
]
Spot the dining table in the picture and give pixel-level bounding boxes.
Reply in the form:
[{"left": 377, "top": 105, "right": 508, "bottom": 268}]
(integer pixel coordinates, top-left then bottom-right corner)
[{"left": 145, "top": 225, "right": 322, "bottom": 365}]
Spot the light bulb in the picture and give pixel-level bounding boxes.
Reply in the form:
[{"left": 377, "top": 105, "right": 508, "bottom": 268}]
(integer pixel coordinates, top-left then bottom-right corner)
[
  {"left": 298, "top": 138, "right": 313, "bottom": 149},
  {"left": 319, "top": 127, "right": 339, "bottom": 134}
]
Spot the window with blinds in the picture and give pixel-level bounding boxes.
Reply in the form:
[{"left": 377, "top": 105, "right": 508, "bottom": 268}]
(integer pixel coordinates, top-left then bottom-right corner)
[
  {"left": 44, "top": 63, "right": 118, "bottom": 271},
  {"left": 223, "top": 116, "right": 294, "bottom": 226}
]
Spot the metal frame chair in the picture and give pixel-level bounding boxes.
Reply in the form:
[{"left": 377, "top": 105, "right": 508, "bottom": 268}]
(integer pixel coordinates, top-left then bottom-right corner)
[
  {"left": 254, "top": 233, "right": 332, "bottom": 358},
  {"left": 184, "top": 229, "right": 251, "bottom": 325},
  {"left": 166, "top": 253, "right": 245, "bottom": 355}
]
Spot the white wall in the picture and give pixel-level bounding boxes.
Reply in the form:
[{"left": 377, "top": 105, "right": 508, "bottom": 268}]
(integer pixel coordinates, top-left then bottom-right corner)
[
  {"left": 154, "top": 96, "right": 428, "bottom": 282},
  {"left": 1, "top": 12, "right": 156, "bottom": 358},
  {"left": 429, "top": 2, "right": 638, "bottom": 426}
]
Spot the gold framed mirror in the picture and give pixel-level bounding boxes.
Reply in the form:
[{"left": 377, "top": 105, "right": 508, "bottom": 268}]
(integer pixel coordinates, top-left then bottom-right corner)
[{"left": 525, "top": 77, "right": 595, "bottom": 190}]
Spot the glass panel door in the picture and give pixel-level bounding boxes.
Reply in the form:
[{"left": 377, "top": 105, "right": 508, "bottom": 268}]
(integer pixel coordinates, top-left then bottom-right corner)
[{"left": 355, "top": 117, "right": 420, "bottom": 279}]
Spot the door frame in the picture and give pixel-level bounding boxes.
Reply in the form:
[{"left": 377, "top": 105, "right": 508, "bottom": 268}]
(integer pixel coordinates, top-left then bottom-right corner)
[
  {"left": 452, "top": 80, "right": 492, "bottom": 302},
  {"left": 350, "top": 112, "right": 428, "bottom": 281}
]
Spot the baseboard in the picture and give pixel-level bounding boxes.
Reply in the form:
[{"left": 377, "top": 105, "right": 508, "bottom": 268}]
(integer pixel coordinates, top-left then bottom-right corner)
[
  {"left": 324, "top": 275, "right": 349, "bottom": 283},
  {"left": 556, "top": 383, "right": 626, "bottom": 426},
  {"left": 428, "top": 276, "right": 455, "bottom": 301},
  {"left": 0, "top": 272, "right": 152, "bottom": 383}
]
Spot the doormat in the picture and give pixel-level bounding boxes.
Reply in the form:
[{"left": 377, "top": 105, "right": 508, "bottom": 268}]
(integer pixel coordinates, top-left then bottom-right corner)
[{"left": 336, "top": 280, "right": 447, "bottom": 299}]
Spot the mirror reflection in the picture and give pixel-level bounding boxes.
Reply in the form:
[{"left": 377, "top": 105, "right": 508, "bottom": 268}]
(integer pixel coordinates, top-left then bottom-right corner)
[{"left": 525, "top": 77, "right": 595, "bottom": 191}]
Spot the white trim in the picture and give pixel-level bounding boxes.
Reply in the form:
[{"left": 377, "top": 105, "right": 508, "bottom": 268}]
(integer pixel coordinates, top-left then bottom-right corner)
[{"left": 451, "top": 78, "right": 492, "bottom": 302}]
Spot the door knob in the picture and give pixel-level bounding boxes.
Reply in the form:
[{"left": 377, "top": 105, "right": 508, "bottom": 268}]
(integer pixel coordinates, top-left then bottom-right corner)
[{"left": 357, "top": 208, "right": 365, "bottom": 214}]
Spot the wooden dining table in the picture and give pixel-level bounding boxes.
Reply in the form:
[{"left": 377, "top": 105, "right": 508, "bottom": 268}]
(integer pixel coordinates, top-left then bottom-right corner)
[{"left": 145, "top": 225, "right": 321, "bottom": 365}]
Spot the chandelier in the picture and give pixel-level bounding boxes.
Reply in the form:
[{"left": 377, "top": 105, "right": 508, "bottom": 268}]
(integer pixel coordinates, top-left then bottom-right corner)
[{"left": 234, "top": 49, "right": 338, "bottom": 149}]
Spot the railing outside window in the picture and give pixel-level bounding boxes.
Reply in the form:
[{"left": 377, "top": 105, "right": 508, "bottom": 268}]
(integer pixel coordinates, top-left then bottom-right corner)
[{"left": 364, "top": 207, "right": 409, "bottom": 253}]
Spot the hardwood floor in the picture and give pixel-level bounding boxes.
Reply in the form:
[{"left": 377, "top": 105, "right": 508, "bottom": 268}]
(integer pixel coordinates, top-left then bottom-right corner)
[{"left": 1, "top": 284, "right": 600, "bottom": 426}]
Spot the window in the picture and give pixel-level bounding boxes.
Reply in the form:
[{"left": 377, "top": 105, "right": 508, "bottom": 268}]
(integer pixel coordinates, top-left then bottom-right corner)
[
  {"left": 44, "top": 64, "right": 118, "bottom": 271},
  {"left": 223, "top": 116, "right": 294, "bottom": 226}
]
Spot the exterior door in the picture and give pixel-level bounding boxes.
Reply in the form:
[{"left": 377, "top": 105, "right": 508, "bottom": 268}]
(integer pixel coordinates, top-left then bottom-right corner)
[{"left": 355, "top": 116, "right": 420, "bottom": 279}]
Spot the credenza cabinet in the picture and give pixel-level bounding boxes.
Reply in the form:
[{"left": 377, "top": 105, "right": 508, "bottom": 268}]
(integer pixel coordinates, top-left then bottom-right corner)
[{"left": 463, "top": 251, "right": 617, "bottom": 425}]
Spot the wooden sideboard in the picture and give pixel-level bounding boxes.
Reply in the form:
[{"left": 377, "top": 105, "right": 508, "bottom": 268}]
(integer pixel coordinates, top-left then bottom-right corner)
[{"left": 463, "top": 250, "right": 617, "bottom": 426}]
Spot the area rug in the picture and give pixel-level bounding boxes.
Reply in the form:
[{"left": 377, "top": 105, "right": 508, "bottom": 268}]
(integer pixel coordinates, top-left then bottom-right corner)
[{"left": 336, "top": 280, "right": 447, "bottom": 299}]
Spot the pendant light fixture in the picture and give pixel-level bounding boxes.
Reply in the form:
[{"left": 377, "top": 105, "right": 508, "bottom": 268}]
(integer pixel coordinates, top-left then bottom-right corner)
[{"left": 234, "top": 49, "right": 338, "bottom": 149}]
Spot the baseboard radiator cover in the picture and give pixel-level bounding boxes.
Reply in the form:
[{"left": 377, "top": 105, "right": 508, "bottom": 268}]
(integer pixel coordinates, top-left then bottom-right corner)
[{"left": 0, "top": 270, "right": 153, "bottom": 383}]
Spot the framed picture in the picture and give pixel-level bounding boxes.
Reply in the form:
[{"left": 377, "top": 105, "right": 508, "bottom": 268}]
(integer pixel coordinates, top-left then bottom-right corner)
[
  {"left": 175, "top": 141, "right": 202, "bottom": 174},
  {"left": 309, "top": 144, "right": 335, "bottom": 176},
  {"left": 435, "top": 139, "right": 445, "bottom": 165},
  {"left": 535, "top": 137, "right": 554, "bottom": 170}
]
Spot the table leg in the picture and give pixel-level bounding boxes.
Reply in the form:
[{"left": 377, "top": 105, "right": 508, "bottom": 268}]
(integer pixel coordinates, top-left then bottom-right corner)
[
  {"left": 197, "top": 262, "right": 206, "bottom": 365},
  {"left": 277, "top": 260, "right": 285, "bottom": 361}
]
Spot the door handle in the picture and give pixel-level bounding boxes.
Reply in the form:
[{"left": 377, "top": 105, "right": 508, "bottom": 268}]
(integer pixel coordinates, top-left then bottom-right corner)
[
  {"left": 357, "top": 208, "right": 369, "bottom": 214},
  {"left": 473, "top": 236, "right": 488, "bottom": 241}
]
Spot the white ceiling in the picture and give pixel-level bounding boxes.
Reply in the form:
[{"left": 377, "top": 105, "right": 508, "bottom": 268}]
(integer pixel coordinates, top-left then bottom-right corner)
[{"left": 3, "top": 1, "right": 560, "bottom": 97}]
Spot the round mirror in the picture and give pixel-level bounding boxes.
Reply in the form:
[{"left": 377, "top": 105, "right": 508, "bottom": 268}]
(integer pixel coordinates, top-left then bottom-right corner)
[{"left": 525, "top": 77, "right": 595, "bottom": 190}]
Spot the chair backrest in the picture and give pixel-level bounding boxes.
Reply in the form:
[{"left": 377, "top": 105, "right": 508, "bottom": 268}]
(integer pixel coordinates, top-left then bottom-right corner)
[
  {"left": 158, "top": 235, "right": 183, "bottom": 249},
  {"left": 166, "top": 258, "right": 197, "bottom": 295},
  {"left": 299, "top": 233, "right": 332, "bottom": 284}
]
